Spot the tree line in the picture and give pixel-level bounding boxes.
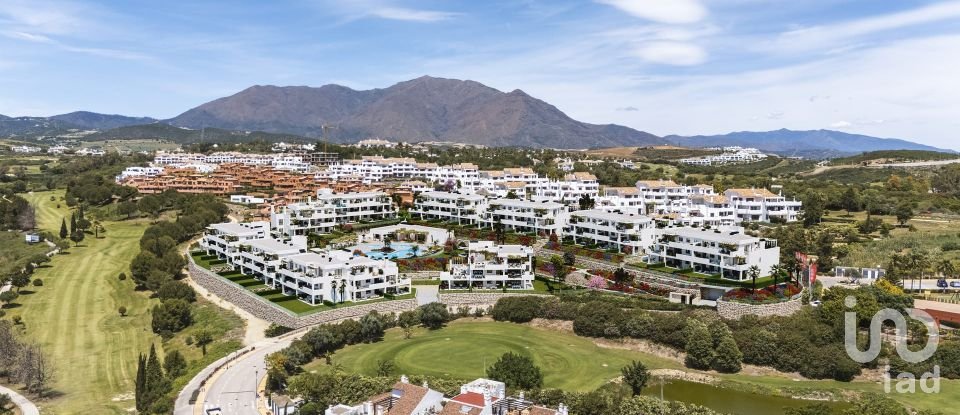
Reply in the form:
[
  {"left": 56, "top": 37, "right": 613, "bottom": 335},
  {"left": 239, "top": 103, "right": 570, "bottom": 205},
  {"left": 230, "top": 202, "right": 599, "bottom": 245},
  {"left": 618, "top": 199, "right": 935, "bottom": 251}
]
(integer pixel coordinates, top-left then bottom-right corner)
[{"left": 0, "top": 320, "right": 54, "bottom": 398}]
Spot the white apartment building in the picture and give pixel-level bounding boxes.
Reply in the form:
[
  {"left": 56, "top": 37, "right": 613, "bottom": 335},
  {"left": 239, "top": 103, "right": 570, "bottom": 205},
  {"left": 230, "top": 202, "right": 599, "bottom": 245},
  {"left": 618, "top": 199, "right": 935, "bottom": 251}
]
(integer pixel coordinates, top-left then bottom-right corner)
[
  {"left": 724, "top": 188, "right": 802, "bottom": 223},
  {"left": 76, "top": 148, "right": 106, "bottom": 156},
  {"left": 115, "top": 166, "right": 165, "bottom": 182},
  {"left": 199, "top": 221, "right": 272, "bottom": 263},
  {"left": 271, "top": 190, "right": 396, "bottom": 236},
  {"left": 480, "top": 199, "right": 568, "bottom": 235},
  {"left": 277, "top": 250, "right": 409, "bottom": 304},
  {"left": 11, "top": 145, "right": 42, "bottom": 153},
  {"left": 235, "top": 237, "right": 308, "bottom": 286},
  {"left": 153, "top": 151, "right": 310, "bottom": 171},
  {"left": 635, "top": 180, "right": 692, "bottom": 205},
  {"left": 530, "top": 172, "right": 599, "bottom": 207},
  {"left": 647, "top": 226, "right": 780, "bottom": 281},
  {"left": 681, "top": 147, "right": 768, "bottom": 166},
  {"left": 441, "top": 241, "right": 534, "bottom": 290},
  {"left": 596, "top": 187, "right": 647, "bottom": 214},
  {"left": 411, "top": 191, "right": 487, "bottom": 225},
  {"left": 567, "top": 209, "right": 658, "bottom": 255}
]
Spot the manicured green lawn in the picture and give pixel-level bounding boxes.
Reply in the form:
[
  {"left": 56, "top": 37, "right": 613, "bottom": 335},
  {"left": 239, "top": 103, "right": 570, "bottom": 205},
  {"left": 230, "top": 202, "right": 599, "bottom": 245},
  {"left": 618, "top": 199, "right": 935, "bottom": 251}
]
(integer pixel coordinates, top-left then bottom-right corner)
[
  {"left": 13, "top": 191, "right": 243, "bottom": 414},
  {"left": 307, "top": 319, "right": 682, "bottom": 391}
]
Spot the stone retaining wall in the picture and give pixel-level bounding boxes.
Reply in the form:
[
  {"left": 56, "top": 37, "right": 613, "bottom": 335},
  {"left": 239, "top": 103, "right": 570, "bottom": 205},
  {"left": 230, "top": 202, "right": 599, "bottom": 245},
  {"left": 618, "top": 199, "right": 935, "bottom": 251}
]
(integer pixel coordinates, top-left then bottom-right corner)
[
  {"left": 402, "top": 271, "right": 441, "bottom": 280},
  {"left": 716, "top": 295, "right": 803, "bottom": 320},
  {"left": 189, "top": 261, "right": 418, "bottom": 329},
  {"left": 536, "top": 249, "right": 700, "bottom": 297}
]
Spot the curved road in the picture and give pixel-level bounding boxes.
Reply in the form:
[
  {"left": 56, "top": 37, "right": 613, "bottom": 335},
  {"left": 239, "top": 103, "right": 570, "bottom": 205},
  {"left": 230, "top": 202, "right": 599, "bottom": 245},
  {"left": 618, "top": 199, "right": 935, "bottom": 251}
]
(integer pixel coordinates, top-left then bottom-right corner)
[
  {"left": 0, "top": 385, "right": 40, "bottom": 415},
  {"left": 176, "top": 287, "right": 436, "bottom": 415}
]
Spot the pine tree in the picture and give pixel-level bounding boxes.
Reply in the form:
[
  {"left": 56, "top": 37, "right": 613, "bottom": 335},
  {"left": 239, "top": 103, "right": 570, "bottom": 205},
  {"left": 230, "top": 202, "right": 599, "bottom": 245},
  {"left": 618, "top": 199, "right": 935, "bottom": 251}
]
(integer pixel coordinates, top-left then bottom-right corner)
[
  {"left": 59, "top": 218, "right": 68, "bottom": 239},
  {"left": 69, "top": 212, "right": 77, "bottom": 234},
  {"left": 134, "top": 353, "right": 146, "bottom": 412}
]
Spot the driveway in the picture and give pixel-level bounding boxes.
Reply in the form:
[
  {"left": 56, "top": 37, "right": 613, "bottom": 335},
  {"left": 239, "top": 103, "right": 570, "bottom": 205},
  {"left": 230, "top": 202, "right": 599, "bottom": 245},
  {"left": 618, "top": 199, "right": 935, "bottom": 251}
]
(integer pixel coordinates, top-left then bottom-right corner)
[
  {"left": 416, "top": 285, "right": 439, "bottom": 305},
  {"left": 0, "top": 385, "right": 40, "bottom": 415}
]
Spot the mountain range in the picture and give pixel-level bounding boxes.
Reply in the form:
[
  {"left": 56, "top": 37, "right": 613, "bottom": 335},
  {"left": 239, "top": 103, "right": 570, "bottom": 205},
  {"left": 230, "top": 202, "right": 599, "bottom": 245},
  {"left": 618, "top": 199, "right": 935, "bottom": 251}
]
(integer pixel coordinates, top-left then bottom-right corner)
[{"left": 0, "top": 76, "right": 953, "bottom": 157}]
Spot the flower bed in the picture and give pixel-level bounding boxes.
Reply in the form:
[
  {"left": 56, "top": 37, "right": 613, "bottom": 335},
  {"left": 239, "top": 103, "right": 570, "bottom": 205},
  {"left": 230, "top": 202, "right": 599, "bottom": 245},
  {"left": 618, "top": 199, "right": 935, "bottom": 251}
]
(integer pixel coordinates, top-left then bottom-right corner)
[
  {"left": 396, "top": 256, "right": 448, "bottom": 272},
  {"left": 722, "top": 283, "right": 802, "bottom": 304}
]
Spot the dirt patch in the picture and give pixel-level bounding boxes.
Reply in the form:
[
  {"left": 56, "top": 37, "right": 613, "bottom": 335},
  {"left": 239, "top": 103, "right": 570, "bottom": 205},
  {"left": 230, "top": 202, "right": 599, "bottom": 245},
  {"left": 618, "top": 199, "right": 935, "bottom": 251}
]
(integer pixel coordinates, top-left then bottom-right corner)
[{"left": 649, "top": 369, "right": 718, "bottom": 384}]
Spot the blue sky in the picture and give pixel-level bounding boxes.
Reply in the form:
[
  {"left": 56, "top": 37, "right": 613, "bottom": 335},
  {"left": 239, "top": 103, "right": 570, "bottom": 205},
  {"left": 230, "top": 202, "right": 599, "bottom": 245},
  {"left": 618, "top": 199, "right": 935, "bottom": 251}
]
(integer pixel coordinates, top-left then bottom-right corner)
[{"left": 1, "top": 0, "right": 959, "bottom": 148}]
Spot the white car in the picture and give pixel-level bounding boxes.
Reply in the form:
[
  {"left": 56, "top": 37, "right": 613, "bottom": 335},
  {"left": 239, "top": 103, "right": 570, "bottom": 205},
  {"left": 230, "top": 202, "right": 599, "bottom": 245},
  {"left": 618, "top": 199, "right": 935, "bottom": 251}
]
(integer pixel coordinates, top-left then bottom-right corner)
[{"left": 810, "top": 300, "right": 822, "bottom": 307}]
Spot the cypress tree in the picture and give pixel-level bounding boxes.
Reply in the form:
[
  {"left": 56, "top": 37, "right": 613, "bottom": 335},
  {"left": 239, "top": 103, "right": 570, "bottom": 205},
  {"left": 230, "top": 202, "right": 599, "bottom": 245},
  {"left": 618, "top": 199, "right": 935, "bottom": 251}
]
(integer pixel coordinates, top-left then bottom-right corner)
[
  {"left": 78, "top": 205, "right": 84, "bottom": 223},
  {"left": 134, "top": 353, "right": 146, "bottom": 412},
  {"left": 142, "top": 344, "right": 170, "bottom": 411},
  {"left": 69, "top": 212, "right": 77, "bottom": 234},
  {"left": 684, "top": 319, "right": 714, "bottom": 370},
  {"left": 59, "top": 218, "right": 68, "bottom": 239}
]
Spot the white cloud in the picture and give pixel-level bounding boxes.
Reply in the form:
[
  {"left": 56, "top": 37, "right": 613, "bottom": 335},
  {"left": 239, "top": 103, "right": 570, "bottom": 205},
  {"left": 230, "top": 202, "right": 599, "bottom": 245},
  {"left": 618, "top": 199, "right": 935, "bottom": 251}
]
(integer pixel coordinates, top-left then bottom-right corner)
[
  {"left": 596, "top": 0, "right": 707, "bottom": 24},
  {"left": 830, "top": 120, "right": 853, "bottom": 129},
  {"left": 633, "top": 41, "right": 706, "bottom": 65},
  {"left": 3, "top": 30, "right": 151, "bottom": 61},
  {"left": 369, "top": 7, "right": 460, "bottom": 22},
  {"left": 771, "top": 1, "right": 960, "bottom": 52}
]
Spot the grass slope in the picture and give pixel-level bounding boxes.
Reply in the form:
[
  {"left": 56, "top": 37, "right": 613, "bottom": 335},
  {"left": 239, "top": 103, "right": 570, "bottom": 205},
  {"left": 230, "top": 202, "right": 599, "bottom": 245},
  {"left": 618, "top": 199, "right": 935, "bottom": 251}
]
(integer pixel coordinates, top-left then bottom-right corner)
[
  {"left": 13, "top": 191, "right": 242, "bottom": 414},
  {"left": 313, "top": 319, "right": 681, "bottom": 392}
]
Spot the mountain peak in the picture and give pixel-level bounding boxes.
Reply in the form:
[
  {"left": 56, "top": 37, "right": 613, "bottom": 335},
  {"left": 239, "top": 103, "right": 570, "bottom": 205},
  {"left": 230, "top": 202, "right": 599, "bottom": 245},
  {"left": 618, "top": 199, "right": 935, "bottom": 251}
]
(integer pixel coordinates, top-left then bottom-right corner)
[{"left": 168, "top": 76, "right": 664, "bottom": 148}]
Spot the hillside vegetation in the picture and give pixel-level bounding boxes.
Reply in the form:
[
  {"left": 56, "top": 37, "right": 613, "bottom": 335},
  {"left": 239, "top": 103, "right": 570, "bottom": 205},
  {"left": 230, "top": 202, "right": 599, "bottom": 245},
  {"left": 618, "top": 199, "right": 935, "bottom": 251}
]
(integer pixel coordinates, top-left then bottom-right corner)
[{"left": 831, "top": 150, "right": 959, "bottom": 165}]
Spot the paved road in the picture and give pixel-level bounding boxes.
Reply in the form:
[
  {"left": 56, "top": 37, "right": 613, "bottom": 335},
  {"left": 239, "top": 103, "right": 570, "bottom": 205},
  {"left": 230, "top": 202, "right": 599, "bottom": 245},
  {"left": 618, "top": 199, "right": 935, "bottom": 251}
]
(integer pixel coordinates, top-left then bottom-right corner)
[{"left": 0, "top": 385, "right": 40, "bottom": 415}]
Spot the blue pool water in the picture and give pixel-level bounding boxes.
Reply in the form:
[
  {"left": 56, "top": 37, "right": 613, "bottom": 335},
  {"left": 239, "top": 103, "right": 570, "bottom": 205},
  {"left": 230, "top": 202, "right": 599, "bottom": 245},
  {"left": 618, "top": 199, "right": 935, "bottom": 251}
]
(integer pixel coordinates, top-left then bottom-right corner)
[{"left": 363, "top": 243, "right": 420, "bottom": 260}]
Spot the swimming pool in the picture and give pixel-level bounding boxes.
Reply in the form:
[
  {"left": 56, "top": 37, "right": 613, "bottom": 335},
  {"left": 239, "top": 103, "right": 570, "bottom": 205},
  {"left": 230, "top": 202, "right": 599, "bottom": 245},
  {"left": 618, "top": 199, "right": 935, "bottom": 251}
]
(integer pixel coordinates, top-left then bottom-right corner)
[{"left": 362, "top": 242, "right": 421, "bottom": 260}]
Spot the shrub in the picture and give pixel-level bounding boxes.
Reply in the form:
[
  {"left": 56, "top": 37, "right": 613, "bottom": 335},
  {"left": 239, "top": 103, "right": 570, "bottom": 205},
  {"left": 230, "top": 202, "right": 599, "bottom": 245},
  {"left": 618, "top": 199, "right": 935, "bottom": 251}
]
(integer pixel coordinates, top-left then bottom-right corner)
[
  {"left": 156, "top": 280, "right": 197, "bottom": 303},
  {"left": 492, "top": 297, "right": 543, "bottom": 323},
  {"left": 683, "top": 320, "right": 714, "bottom": 370},
  {"left": 151, "top": 299, "right": 192, "bottom": 335},
  {"left": 32, "top": 279, "right": 43, "bottom": 287},
  {"left": 573, "top": 301, "right": 624, "bottom": 338},
  {"left": 265, "top": 324, "right": 294, "bottom": 338}
]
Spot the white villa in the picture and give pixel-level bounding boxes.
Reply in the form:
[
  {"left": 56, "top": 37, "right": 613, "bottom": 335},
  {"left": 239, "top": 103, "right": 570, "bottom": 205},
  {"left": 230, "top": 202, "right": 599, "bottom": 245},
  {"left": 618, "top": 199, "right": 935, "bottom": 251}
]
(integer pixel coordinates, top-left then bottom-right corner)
[
  {"left": 646, "top": 226, "right": 780, "bottom": 281},
  {"left": 567, "top": 209, "right": 658, "bottom": 255},
  {"left": 441, "top": 241, "right": 535, "bottom": 290},
  {"left": 271, "top": 190, "right": 396, "bottom": 236}
]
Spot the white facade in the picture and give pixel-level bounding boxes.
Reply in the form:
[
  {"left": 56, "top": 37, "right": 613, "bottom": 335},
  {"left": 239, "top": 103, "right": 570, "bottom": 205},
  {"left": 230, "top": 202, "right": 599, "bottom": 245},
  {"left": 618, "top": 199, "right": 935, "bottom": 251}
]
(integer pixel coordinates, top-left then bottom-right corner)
[
  {"left": 567, "top": 209, "right": 658, "bottom": 255},
  {"left": 724, "top": 188, "right": 802, "bottom": 223},
  {"left": 411, "top": 191, "right": 487, "bottom": 225},
  {"left": 115, "top": 166, "right": 165, "bottom": 183},
  {"left": 442, "top": 241, "right": 534, "bottom": 290},
  {"left": 278, "top": 250, "right": 409, "bottom": 304},
  {"left": 230, "top": 195, "right": 266, "bottom": 204},
  {"left": 11, "top": 145, "right": 42, "bottom": 153},
  {"left": 647, "top": 226, "right": 780, "bottom": 281},
  {"left": 271, "top": 190, "right": 396, "bottom": 236},
  {"left": 480, "top": 199, "right": 568, "bottom": 235},
  {"left": 200, "top": 222, "right": 272, "bottom": 263},
  {"left": 681, "top": 147, "right": 768, "bottom": 166}
]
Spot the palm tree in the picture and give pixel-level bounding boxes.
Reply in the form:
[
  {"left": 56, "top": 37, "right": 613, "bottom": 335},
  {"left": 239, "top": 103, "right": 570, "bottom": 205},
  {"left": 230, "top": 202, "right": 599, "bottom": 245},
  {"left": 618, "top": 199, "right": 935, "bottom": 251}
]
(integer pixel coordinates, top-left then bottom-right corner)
[
  {"left": 338, "top": 279, "right": 347, "bottom": 303},
  {"left": 908, "top": 251, "right": 930, "bottom": 291},
  {"left": 937, "top": 259, "right": 955, "bottom": 279},
  {"left": 748, "top": 265, "right": 761, "bottom": 294},
  {"left": 769, "top": 264, "right": 787, "bottom": 288},
  {"left": 410, "top": 244, "right": 419, "bottom": 257}
]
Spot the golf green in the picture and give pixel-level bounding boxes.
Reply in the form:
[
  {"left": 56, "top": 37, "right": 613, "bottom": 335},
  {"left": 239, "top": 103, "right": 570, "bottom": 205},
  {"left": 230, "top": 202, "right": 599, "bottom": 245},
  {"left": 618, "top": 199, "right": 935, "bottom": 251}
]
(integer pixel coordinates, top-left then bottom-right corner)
[{"left": 318, "top": 319, "right": 680, "bottom": 391}]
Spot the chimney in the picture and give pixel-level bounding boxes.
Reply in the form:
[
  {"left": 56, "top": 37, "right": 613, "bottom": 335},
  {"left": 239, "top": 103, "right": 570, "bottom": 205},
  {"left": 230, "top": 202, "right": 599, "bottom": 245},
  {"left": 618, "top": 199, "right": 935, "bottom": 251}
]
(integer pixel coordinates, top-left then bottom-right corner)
[{"left": 483, "top": 388, "right": 492, "bottom": 407}]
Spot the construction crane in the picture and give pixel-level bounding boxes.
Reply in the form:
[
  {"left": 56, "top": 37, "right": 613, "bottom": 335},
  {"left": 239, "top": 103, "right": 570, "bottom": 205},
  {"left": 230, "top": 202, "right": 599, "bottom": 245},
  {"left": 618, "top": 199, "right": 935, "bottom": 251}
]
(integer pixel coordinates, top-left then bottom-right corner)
[{"left": 321, "top": 124, "right": 337, "bottom": 154}]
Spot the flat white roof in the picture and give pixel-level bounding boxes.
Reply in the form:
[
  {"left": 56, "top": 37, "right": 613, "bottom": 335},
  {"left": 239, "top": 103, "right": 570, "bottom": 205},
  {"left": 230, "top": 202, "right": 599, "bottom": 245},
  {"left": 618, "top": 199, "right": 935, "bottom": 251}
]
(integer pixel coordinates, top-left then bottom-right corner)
[
  {"left": 209, "top": 221, "right": 269, "bottom": 236},
  {"left": 246, "top": 237, "right": 306, "bottom": 253},
  {"left": 571, "top": 209, "right": 652, "bottom": 224},
  {"left": 469, "top": 241, "right": 533, "bottom": 255},
  {"left": 489, "top": 198, "right": 564, "bottom": 209},
  {"left": 662, "top": 227, "right": 760, "bottom": 244},
  {"left": 421, "top": 190, "right": 485, "bottom": 201}
]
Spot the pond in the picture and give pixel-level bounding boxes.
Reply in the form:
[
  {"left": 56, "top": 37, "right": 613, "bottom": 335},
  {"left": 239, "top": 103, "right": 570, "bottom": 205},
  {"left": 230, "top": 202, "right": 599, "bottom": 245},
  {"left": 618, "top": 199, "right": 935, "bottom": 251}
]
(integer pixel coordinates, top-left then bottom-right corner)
[{"left": 640, "top": 379, "right": 851, "bottom": 415}]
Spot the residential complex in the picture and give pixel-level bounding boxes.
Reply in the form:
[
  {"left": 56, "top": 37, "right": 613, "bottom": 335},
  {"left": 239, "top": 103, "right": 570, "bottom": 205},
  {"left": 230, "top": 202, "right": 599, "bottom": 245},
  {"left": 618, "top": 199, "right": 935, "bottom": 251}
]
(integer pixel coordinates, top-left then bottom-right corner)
[
  {"left": 199, "top": 222, "right": 410, "bottom": 305},
  {"left": 441, "top": 241, "right": 535, "bottom": 290},
  {"left": 566, "top": 209, "right": 658, "bottom": 255},
  {"left": 410, "top": 191, "right": 487, "bottom": 225},
  {"left": 646, "top": 226, "right": 780, "bottom": 280},
  {"left": 724, "top": 188, "right": 802, "bottom": 223},
  {"left": 271, "top": 190, "right": 396, "bottom": 236},
  {"left": 481, "top": 199, "right": 568, "bottom": 235},
  {"left": 680, "top": 147, "right": 768, "bottom": 166}
]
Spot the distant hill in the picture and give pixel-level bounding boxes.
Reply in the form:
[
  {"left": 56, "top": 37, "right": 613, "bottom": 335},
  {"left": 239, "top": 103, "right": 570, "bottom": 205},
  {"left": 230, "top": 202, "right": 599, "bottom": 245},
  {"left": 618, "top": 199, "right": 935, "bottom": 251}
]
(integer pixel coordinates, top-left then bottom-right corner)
[
  {"left": 81, "top": 123, "right": 313, "bottom": 144},
  {"left": 666, "top": 129, "right": 954, "bottom": 158},
  {"left": 830, "top": 150, "right": 960, "bottom": 165},
  {"left": 0, "top": 115, "right": 79, "bottom": 138},
  {"left": 168, "top": 76, "right": 666, "bottom": 149},
  {"left": 50, "top": 111, "right": 157, "bottom": 130}
]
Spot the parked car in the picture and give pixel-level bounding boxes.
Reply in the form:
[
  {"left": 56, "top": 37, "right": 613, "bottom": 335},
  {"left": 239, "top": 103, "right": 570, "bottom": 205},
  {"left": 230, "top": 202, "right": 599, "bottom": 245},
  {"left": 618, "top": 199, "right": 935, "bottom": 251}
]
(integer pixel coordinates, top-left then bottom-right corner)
[
  {"left": 810, "top": 300, "right": 822, "bottom": 307},
  {"left": 951, "top": 281, "right": 960, "bottom": 288},
  {"left": 937, "top": 279, "right": 949, "bottom": 289}
]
